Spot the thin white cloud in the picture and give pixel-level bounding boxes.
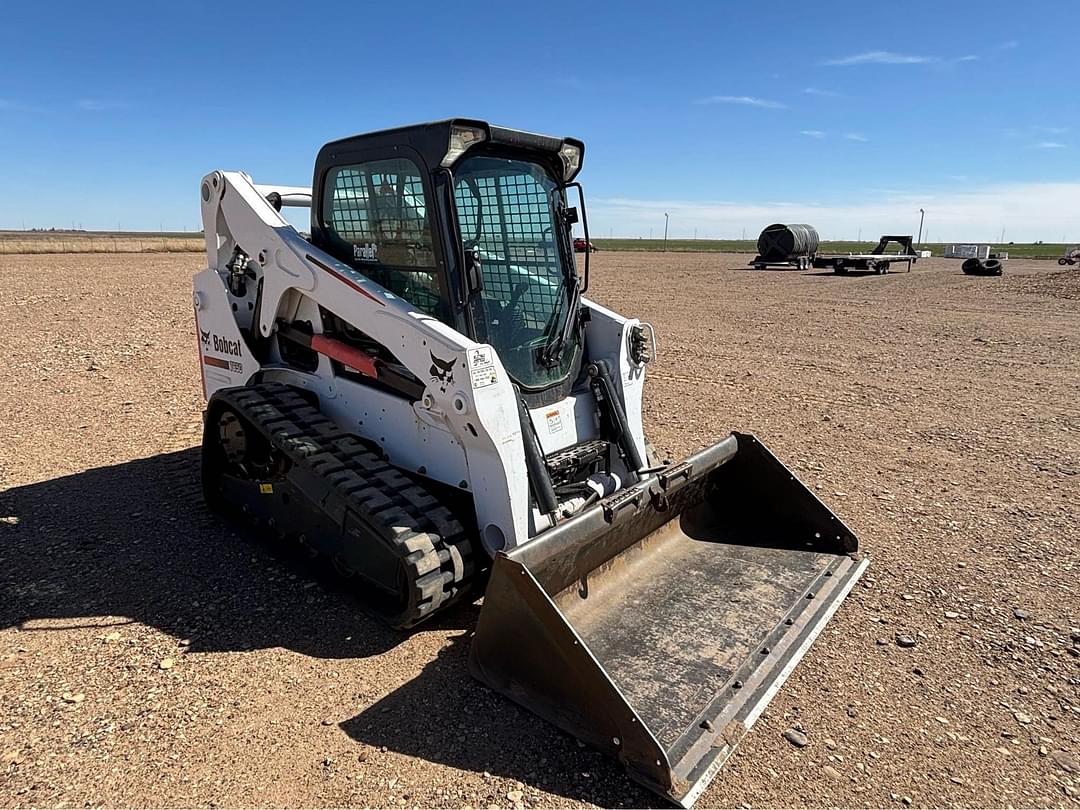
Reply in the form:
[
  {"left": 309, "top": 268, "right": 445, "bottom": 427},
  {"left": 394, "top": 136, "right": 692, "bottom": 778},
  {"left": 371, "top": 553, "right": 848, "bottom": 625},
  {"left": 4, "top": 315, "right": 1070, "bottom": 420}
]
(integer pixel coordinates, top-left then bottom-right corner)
[
  {"left": 823, "top": 51, "right": 936, "bottom": 66},
  {"left": 804, "top": 87, "right": 844, "bottom": 98},
  {"left": 953, "top": 55, "right": 979, "bottom": 63},
  {"left": 800, "top": 130, "right": 826, "bottom": 138},
  {"left": 77, "top": 99, "right": 128, "bottom": 111},
  {"left": 589, "top": 181, "right": 1080, "bottom": 242},
  {"left": 1034, "top": 141, "right": 1067, "bottom": 149},
  {"left": 0, "top": 98, "right": 47, "bottom": 113},
  {"left": 1000, "top": 40, "right": 1019, "bottom": 49},
  {"left": 696, "top": 95, "right": 786, "bottom": 109},
  {"left": 844, "top": 133, "right": 868, "bottom": 142},
  {"left": 1034, "top": 126, "right": 1068, "bottom": 135}
]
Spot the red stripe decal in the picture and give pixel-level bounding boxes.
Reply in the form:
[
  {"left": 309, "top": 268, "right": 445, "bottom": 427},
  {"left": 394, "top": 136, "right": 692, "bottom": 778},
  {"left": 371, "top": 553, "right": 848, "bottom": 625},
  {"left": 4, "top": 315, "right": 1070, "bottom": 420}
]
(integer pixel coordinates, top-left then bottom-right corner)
[
  {"left": 306, "top": 254, "right": 385, "bottom": 306},
  {"left": 311, "top": 335, "right": 379, "bottom": 379}
]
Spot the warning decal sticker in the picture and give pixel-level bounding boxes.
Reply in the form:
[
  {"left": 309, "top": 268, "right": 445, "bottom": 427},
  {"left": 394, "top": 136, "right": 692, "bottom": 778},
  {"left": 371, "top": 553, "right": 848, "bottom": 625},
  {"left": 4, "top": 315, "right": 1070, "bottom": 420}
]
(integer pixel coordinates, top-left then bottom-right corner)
[{"left": 468, "top": 347, "right": 498, "bottom": 389}]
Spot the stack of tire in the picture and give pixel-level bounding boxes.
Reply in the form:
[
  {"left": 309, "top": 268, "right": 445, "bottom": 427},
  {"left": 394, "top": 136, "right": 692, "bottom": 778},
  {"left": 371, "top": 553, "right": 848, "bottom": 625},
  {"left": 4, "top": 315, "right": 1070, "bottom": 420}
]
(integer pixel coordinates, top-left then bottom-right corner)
[{"left": 962, "top": 257, "right": 1003, "bottom": 276}]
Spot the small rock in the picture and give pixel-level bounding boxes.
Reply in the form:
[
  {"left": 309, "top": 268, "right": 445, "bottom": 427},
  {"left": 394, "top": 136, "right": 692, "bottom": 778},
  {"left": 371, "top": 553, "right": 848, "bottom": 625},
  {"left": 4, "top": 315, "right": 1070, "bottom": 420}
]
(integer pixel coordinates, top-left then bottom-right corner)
[
  {"left": 895, "top": 634, "right": 917, "bottom": 649},
  {"left": 783, "top": 728, "right": 808, "bottom": 748},
  {"left": 822, "top": 765, "right": 842, "bottom": 780},
  {"left": 935, "top": 716, "right": 949, "bottom": 724},
  {"left": 901, "top": 796, "right": 912, "bottom": 806},
  {"left": 358, "top": 751, "right": 369, "bottom": 763},
  {"left": 912, "top": 666, "right": 924, "bottom": 677},
  {"left": 158, "top": 658, "right": 175, "bottom": 670},
  {"left": 876, "top": 637, "right": 888, "bottom": 646},
  {"left": 1013, "top": 608, "right": 1031, "bottom": 620},
  {"left": 944, "top": 611, "right": 960, "bottom": 619},
  {"left": 1050, "top": 750, "right": 1079, "bottom": 774},
  {"left": 321, "top": 718, "right": 334, "bottom": 726},
  {"left": 950, "top": 776, "right": 963, "bottom": 785},
  {"left": 507, "top": 790, "right": 524, "bottom": 804},
  {"left": 104, "top": 631, "right": 121, "bottom": 642},
  {"left": 61, "top": 692, "right": 85, "bottom": 704},
  {"left": 823, "top": 738, "right": 837, "bottom": 750},
  {"left": 1014, "top": 711, "right": 1033, "bottom": 725},
  {"left": 2, "top": 749, "right": 24, "bottom": 765},
  {"left": 322, "top": 758, "right": 333, "bottom": 767}
]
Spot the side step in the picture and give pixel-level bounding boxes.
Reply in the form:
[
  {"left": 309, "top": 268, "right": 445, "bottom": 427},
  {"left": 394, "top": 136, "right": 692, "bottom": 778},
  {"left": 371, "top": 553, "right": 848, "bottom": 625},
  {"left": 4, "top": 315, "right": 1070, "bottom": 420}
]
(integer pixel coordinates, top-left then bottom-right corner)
[{"left": 470, "top": 433, "right": 867, "bottom": 807}]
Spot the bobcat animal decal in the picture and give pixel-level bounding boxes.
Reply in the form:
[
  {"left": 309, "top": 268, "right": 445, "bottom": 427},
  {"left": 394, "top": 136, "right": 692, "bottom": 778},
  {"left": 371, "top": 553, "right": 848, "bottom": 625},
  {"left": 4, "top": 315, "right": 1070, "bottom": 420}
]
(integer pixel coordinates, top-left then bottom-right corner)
[{"left": 429, "top": 352, "right": 455, "bottom": 390}]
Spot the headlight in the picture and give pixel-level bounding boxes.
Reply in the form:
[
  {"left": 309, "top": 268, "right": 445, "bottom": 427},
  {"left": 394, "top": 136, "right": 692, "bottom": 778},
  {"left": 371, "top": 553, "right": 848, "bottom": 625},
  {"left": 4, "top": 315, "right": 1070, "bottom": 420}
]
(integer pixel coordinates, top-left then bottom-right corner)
[
  {"left": 558, "top": 142, "right": 582, "bottom": 181},
  {"left": 441, "top": 124, "right": 487, "bottom": 167}
]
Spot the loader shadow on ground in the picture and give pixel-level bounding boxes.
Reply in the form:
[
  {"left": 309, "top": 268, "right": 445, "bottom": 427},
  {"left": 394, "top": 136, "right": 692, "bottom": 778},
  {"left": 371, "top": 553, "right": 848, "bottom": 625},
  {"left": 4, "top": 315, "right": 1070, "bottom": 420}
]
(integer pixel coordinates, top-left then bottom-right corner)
[
  {"left": 0, "top": 448, "right": 474, "bottom": 659},
  {"left": 340, "top": 636, "right": 663, "bottom": 809},
  {"left": 1, "top": 452, "right": 662, "bottom": 807}
]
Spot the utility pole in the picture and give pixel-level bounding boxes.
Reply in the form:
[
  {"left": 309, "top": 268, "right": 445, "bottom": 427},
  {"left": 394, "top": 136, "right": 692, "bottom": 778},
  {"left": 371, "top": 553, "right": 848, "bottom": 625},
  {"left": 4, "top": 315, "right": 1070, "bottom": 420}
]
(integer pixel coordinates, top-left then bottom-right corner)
[
  {"left": 663, "top": 213, "right": 669, "bottom": 252},
  {"left": 693, "top": 227, "right": 697, "bottom": 240},
  {"left": 741, "top": 227, "right": 746, "bottom": 241},
  {"left": 917, "top": 208, "right": 925, "bottom": 246},
  {"left": 1000, "top": 226, "right": 1005, "bottom": 243},
  {"left": 857, "top": 227, "right": 862, "bottom": 242}
]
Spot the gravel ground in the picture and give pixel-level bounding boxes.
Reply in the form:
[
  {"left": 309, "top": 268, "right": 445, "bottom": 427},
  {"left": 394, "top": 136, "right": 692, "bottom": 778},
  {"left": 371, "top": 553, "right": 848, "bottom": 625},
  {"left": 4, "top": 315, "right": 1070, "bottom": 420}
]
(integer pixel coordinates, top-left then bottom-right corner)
[{"left": 1, "top": 251, "right": 1078, "bottom": 808}]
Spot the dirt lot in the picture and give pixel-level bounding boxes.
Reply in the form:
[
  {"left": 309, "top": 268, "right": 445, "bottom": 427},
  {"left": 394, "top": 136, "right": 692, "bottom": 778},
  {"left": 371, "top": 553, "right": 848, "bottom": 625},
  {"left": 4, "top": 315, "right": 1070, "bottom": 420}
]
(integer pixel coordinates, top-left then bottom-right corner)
[{"left": 1, "top": 251, "right": 1078, "bottom": 808}]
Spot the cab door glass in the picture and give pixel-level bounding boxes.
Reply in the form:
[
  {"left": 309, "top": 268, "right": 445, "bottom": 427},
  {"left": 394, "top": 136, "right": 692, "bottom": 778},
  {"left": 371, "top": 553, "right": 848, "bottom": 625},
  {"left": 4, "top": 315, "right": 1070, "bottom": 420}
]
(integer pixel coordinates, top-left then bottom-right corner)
[{"left": 323, "top": 157, "right": 447, "bottom": 321}]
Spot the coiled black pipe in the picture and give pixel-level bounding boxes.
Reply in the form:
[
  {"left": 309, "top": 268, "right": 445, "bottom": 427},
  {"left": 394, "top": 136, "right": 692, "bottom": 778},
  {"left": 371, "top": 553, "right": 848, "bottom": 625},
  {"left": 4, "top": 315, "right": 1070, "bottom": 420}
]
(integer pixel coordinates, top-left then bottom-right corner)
[{"left": 756, "top": 223, "right": 820, "bottom": 262}]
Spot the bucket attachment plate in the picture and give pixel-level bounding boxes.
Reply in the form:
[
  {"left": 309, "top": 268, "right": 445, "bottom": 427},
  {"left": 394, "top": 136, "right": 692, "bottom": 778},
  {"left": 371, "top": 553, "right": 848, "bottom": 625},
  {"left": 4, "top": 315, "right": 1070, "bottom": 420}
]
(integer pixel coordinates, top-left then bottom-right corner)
[{"left": 469, "top": 433, "right": 867, "bottom": 807}]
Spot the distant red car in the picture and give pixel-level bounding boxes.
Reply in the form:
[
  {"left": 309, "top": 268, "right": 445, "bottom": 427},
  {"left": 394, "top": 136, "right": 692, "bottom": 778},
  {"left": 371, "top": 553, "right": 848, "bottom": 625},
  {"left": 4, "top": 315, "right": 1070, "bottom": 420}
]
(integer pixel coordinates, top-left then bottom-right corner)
[{"left": 574, "top": 237, "right": 598, "bottom": 253}]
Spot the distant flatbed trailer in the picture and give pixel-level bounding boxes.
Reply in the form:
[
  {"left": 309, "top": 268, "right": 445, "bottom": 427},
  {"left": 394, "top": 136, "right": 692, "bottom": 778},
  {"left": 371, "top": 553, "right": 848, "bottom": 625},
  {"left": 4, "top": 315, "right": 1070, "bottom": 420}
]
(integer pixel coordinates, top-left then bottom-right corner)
[
  {"left": 749, "top": 255, "right": 814, "bottom": 270},
  {"left": 812, "top": 235, "right": 919, "bottom": 275}
]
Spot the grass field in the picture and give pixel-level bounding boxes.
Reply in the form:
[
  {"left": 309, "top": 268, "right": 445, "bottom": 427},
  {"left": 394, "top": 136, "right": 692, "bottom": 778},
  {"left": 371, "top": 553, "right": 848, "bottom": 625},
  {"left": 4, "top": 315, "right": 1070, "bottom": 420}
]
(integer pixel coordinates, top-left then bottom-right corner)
[
  {"left": 592, "top": 238, "right": 1069, "bottom": 259},
  {"left": 0, "top": 231, "right": 1069, "bottom": 260},
  {"left": 0, "top": 231, "right": 203, "bottom": 254}
]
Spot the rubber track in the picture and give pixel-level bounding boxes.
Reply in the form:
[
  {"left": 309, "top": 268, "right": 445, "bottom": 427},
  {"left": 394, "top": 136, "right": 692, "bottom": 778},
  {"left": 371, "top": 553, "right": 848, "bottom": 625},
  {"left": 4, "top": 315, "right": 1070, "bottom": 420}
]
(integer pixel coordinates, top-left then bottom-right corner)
[{"left": 206, "top": 382, "right": 473, "bottom": 628}]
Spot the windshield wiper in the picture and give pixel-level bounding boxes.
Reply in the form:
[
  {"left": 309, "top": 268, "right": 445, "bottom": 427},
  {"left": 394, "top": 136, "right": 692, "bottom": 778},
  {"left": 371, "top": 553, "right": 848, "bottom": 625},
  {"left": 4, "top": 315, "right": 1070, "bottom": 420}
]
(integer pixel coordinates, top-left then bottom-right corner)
[{"left": 537, "top": 280, "right": 581, "bottom": 368}]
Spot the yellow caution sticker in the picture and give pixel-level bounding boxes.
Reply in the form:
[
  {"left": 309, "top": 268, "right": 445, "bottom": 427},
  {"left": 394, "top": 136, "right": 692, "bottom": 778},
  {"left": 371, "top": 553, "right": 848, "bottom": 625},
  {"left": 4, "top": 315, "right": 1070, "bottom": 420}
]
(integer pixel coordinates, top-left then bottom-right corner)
[{"left": 259, "top": 483, "right": 273, "bottom": 494}]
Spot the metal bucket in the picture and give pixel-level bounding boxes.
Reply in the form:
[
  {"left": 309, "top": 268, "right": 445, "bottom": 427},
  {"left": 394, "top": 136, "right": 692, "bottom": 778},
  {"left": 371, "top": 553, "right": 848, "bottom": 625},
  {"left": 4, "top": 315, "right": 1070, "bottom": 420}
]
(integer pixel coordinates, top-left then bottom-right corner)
[{"left": 470, "top": 433, "right": 867, "bottom": 806}]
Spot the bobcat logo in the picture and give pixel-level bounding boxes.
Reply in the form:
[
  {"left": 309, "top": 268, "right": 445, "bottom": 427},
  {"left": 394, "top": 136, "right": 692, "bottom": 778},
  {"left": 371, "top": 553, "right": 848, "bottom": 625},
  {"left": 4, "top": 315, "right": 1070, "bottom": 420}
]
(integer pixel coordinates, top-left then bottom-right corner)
[
  {"left": 429, "top": 352, "right": 455, "bottom": 389},
  {"left": 200, "top": 329, "right": 211, "bottom": 348}
]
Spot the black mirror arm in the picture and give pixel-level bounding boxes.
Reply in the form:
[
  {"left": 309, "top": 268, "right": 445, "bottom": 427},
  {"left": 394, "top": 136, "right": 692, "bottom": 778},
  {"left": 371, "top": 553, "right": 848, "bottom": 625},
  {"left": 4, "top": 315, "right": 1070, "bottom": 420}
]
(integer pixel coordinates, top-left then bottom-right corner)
[{"left": 564, "top": 181, "right": 590, "bottom": 292}]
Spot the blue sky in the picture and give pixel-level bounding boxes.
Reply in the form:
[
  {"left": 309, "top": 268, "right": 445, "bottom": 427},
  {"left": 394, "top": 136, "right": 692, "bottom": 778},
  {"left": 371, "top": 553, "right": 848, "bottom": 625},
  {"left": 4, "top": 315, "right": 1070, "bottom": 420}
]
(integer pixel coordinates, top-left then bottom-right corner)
[{"left": 2, "top": 0, "right": 1077, "bottom": 241}]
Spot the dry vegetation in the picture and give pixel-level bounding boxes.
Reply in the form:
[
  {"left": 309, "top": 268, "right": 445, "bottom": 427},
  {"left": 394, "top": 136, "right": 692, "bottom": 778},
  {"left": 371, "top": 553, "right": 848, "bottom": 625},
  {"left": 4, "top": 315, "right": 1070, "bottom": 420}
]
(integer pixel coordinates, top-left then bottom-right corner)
[
  {"left": 1, "top": 252, "right": 1078, "bottom": 808},
  {"left": 0, "top": 232, "right": 202, "bottom": 255}
]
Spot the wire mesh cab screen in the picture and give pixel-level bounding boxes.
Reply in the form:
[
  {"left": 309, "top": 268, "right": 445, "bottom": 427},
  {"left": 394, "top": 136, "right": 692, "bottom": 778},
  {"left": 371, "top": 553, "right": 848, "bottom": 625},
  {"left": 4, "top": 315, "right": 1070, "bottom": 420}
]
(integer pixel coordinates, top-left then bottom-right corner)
[
  {"left": 453, "top": 158, "right": 566, "bottom": 329},
  {"left": 323, "top": 157, "right": 445, "bottom": 319},
  {"left": 453, "top": 156, "right": 578, "bottom": 390}
]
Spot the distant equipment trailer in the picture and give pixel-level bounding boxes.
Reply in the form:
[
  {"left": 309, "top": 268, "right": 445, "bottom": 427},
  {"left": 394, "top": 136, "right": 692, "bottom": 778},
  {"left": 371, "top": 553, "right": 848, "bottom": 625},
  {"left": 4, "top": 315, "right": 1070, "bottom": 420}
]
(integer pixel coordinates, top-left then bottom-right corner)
[
  {"left": 1059, "top": 246, "right": 1080, "bottom": 266},
  {"left": 750, "top": 223, "right": 820, "bottom": 270},
  {"left": 813, "top": 235, "right": 919, "bottom": 275},
  {"left": 944, "top": 244, "right": 991, "bottom": 260}
]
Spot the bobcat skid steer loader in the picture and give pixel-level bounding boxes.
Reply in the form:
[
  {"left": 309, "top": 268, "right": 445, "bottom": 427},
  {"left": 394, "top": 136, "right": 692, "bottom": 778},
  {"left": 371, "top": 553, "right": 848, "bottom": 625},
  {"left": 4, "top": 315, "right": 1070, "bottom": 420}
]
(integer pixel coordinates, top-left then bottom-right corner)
[{"left": 193, "top": 119, "right": 868, "bottom": 806}]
